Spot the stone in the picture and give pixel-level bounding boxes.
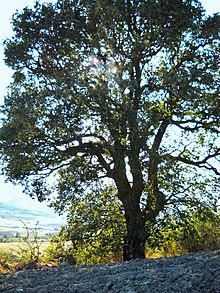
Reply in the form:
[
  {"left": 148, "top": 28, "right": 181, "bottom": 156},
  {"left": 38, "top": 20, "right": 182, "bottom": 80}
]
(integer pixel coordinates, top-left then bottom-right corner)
[{"left": 0, "top": 250, "right": 219, "bottom": 293}]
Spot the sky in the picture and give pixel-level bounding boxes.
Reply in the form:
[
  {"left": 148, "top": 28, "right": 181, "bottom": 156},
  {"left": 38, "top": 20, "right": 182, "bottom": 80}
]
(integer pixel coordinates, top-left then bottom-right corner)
[{"left": 0, "top": 0, "right": 220, "bottom": 206}]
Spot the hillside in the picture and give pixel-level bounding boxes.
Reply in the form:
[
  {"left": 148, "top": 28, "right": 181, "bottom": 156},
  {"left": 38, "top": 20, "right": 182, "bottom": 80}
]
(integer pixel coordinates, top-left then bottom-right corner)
[{"left": 0, "top": 199, "right": 66, "bottom": 237}]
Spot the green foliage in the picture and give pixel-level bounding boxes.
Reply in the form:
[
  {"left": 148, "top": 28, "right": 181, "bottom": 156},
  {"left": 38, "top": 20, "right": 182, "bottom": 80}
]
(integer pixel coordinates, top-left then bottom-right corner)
[
  {"left": 146, "top": 208, "right": 220, "bottom": 257},
  {"left": 46, "top": 194, "right": 220, "bottom": 263},
  {"left": 47, "top": 186, "right": 126, "bottom": 264},
  {"left": 179, "top": 209, "right": 220, "bottom": 252},
  {"left": 0, "top": 237, "right": 9, "bottom": 243},
  {"left": 0, "top": 0, "right": 219, "bottom": 259},
  {"left": 43, "top": 235, "right": 76, "bottom": 265}
]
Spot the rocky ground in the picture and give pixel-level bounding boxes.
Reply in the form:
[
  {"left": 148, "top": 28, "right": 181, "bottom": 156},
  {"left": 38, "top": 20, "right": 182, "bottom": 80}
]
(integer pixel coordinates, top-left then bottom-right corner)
[{"left": 0, "top": 250, "right": 219, "bottom": 292}]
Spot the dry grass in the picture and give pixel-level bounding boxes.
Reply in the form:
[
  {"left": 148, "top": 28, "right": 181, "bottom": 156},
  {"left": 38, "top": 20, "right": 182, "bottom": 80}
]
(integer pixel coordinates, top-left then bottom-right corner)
[
  {"left": 0, "top": 240, "right": 50, "bottom": 254},
  {"left": 0, "top": 240, "right": 52, "bottom": 273}
]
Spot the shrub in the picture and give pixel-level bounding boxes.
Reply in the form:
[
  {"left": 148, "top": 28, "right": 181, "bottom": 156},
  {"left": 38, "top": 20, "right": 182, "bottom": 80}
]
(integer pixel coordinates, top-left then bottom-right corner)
[
  {"left": 43, "top": 235, "right": 76, "bottom": 265},
  {"left": 17, "top": 221, "right": 42, "bottom": 264}
]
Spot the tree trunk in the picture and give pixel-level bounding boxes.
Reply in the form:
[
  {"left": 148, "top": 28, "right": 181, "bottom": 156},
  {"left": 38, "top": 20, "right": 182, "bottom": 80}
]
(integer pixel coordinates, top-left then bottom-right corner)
[
  {"left": 123, "top": 234, "right": 146, "bottom": 260},
  {"left": 123, "top": 197, "right": 147, "bottom": 261}
]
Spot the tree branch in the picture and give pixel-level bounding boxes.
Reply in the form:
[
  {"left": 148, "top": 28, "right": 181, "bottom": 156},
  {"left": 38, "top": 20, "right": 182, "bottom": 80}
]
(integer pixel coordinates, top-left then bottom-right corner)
[{"left": 169, "top": 150, "right": 220, "bottom": 175}]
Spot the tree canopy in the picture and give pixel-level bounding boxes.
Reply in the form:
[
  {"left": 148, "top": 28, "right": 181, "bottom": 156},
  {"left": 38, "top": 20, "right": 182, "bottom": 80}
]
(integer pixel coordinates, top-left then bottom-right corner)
[{"left": 0, "top": 0, "right": 219, "bottom": 260}]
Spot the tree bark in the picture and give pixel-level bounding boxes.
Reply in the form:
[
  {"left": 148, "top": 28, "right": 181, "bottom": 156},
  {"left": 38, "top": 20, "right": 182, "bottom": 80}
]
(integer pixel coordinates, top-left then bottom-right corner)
[{"left": 122, "top": 196, "right": 147, "bottom": 261}]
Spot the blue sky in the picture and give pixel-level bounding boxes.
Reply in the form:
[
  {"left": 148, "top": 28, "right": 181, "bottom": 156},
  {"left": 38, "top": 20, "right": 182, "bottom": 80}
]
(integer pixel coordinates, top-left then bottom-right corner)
[{"left": 0, "top": 0, "right": 219, "bottom": 205}]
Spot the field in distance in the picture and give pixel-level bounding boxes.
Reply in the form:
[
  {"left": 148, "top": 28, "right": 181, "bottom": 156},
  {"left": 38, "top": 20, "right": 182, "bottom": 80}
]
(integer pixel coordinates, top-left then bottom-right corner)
[{"left": 0, "top": 198, "right": 66, "bottom": 238}]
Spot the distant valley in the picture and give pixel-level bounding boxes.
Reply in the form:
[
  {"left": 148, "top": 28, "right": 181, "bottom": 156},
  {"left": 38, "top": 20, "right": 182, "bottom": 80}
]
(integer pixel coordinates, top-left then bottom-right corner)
[{"left": 0, "top": 199, "right": 66, "bottom": 237}]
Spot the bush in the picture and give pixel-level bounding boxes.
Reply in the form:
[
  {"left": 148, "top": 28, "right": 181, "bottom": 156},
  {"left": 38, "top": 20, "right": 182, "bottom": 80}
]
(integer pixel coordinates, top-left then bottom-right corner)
[
  {"left": 146, "top": 208, "right": 220, "bottom": 257},
  {"left": 46, "top": 186, "right": 125, "bottom": 264},
  {"left": 43, "top": 235, "right": 76, "bottom": 265},
  {"left": 17, "top": 221, "right": 42, "bottom": 264},
  {"left": 179, "top": 209, "right": 220, "bottom": 252}
]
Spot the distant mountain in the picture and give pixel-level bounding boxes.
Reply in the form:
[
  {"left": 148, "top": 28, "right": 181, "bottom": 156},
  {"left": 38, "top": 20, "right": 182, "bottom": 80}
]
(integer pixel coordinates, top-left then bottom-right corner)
[
  {"left": 0, "top": 199, "right": 66, "bottom": 237},
  {"left": 0, "top": 202, "right": 53, "bottom": 219}
]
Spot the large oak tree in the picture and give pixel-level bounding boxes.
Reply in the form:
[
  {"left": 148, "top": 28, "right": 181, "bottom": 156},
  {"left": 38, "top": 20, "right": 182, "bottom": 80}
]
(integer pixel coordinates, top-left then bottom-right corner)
[{"left": 0, "top": 0, "right": 219, "bottom": 260}]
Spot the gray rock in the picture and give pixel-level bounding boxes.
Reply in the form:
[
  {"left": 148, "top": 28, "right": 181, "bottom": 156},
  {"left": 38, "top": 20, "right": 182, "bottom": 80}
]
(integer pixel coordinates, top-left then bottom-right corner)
[{"left": 0, "top": 250, "right": 219, "bottom": 293}]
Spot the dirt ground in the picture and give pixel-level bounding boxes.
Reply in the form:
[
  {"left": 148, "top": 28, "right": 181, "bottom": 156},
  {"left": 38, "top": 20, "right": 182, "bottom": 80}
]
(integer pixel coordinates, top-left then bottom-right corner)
[{"left": 0, "top": 250, "right": 219, "bottom": 292}]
